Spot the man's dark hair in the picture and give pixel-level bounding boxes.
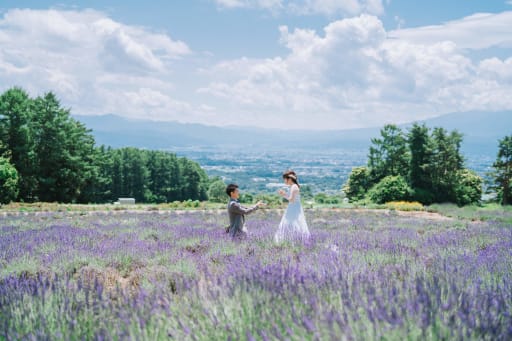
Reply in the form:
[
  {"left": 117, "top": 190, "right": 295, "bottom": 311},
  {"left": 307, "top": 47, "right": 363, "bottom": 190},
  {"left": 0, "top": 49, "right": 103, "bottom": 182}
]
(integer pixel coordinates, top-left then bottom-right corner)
[{"left": 226, "top": 184, "right": 239, "bottom": 197}]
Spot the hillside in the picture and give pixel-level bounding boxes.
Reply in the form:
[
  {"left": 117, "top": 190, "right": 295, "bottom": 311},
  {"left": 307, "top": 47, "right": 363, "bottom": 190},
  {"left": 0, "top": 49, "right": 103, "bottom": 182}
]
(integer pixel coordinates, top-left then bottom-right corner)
[{"left": 74, "top": 111, "right": 511, "bottom": 152}]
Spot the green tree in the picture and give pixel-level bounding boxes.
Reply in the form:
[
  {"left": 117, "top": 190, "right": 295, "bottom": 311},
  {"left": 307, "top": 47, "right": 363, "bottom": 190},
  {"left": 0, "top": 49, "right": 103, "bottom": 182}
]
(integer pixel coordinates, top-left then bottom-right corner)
[
  {"left": 32, "top": 92, "right": 96, "bottom": 202},
  {"left": 491, "top": 135, "right": 512, "bottom": 205},
  {"left": 78, "top": 145, "right": 113, "bottom": 203},
  {"left": 368, "top": 124, "right": 410, "bottom": 183},
  {"left": 207, "top": 178, "right": 227, "bottom": 203},
  {"left": 146, "top": 151, "right": 181, "bottom": 203},
  {"left": 255, "top": 193, "right": 282, "bottom": 207},
  {"left": 454, "top": 169, "right": 482, "bottom": 206},
  {"left": 0, "top": 156, "right": 18, "bottom": 204},
  {"left": 314, "top": 193, "right": 328, "bottom": 204},
  {"left": 367, "top": 175, "right": 412, "bottom": 204},
  {"left": 120, "top": 148, "right": 150, "bottom": 203},
  {"left": 407, "top": 123, "right": 435, "bottom": 204},
  {"left": 408, "top": 123, "right": 432, "bottom": 188},
  {"left": 0, "top": 87, "right": 37, "bottom": 201},
  {"left": 239, "top": 193, "right": 254, "bottom": 204},
  {"left": 343, "top": 166, "right": 372, "bottom": 202},
  {"left": 426, "top": 128, "right": 464, "bottom": 202},
  {"left": 300, "top": 185, "right": 314, "bottom": 200},
  {"left": 179, "top": 158, "right": 208, "bottom": 201},
  {"left": 109, "top": 149, "right": 124, "bottom": 201}
]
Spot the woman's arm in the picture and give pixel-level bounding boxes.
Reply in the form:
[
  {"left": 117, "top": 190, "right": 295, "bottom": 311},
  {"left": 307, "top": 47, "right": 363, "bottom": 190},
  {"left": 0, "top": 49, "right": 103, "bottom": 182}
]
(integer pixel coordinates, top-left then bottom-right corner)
[
  {"left": 279, "top": 185, "right": 299, "bottom": 202},
  {"left": 288, "top": 185, "right": 299, "bottom": 202}
]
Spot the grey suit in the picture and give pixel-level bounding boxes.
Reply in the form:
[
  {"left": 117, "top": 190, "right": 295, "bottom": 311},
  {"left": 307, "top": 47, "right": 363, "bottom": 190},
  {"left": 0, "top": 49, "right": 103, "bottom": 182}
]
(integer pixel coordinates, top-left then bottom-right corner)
[{"left": 227, "top": 198, "right": 259, "bottom": 239}]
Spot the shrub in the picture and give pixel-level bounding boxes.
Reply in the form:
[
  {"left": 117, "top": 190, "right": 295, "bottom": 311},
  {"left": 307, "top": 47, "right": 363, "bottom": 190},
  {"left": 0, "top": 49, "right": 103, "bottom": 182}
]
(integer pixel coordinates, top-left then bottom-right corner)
[
  {"left": 314, "top": 193, "right": 342, "bottom": 205},
  {"left": 207, "top": 179, "right": 227, "bottom": 203},
  {"left": 314, "top": 193, "right": 327, "bottom": 204},
  {"left": 411, "top": 187, "right": 435, "bottom": 205},
  {"left": 343, "top": 166, "right": 373, "bottom": 202},
  {"left": 0, "top": 157, "right": 18, "bottom": 204},
  {"left": 384, "top": 201, "right": 424, "bottom": 211},
  {"left": 454, "top": 169, "right": 483, "bottom": 206},
  {"left": 255, "top": 194, "right": 282, "bottom": 207},
  {"left": 368, "top": 175, "right": 412, "bottom": 204},
  {"left": 239, "top": 193, "right": 254, "bottom": 204}
]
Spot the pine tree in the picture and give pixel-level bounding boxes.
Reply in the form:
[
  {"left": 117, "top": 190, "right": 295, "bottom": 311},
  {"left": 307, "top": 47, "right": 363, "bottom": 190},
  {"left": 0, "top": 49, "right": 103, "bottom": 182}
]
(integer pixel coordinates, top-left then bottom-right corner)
[
  {"left": 427, "top": 128, "right": 464, "bottom": 202},
  {"left": 146, "top": 150, "right": 180, "bottom": 203},
  {"left": 32, "top": 92, "right": 96, "bottom": 202},
  {"left": 407, "top": 123, "right": 434, "bottom": 203},
  {"left": 0, "top": 87, "right": 38, "bottom": 201},
  {"left": 368, "top": 124, "right": 410, "bottom": 183},
  {"left": 492, "top": 135, "right": 512, "bottom": 205}
]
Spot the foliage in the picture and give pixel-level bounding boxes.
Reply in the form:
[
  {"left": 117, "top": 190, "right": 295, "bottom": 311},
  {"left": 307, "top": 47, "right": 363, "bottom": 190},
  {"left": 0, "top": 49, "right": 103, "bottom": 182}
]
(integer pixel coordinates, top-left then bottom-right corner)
[
  {"left": 410, "top": 187, "right": 435, "bottom": 205},
  {"left": 368, "top": 175, "right": 412, "bottom": 204},
  {"left": 427, "top": 203, "right": 512, "bottom": 224},
  {"left": 0, "top": 87, "right": 37, "bottom": 200},
  {"left": 426, "top": 127, "right": 465, "bottom": 203},
  {"left": 0, "top": 87, "right": 210, "bottom": 204},
  {"left": 345, "top": 123, "right": 483, "bottom": 206},
  {"left": 368, "top": 124, "right": 410, "bottom": 182},
  {"left": 254, "top": 193, "right": 283, "bottom": 207},
  {"left": 299, "top": 185, "right": 314, "bottom": 200},
  {"left": 207, "top": 178, "right": 227, "bottom": 203},
  {"left": 239, "top": 193, "right": 254, "bottom": 204},
  {"left": 384, "top": 201, "right": 424, "bottom": 211},
  {"left": 408, "top": 123, "right": 432, "bottom": 191},
  {"left": 0, "top": 156, "right": 18, "bottom": 204},
  {"left": 32, "top": 93, "right": 97, "bottom": 202},
  {"left": 96, "top": 148, "right": 208, "bottom": 203},
  {"left": 314, "top": 193, "right": 341, "bottom": 204},
  {"left": 454, "top": 169, "right": 483, "bottom": 207},
  {"left": 343, "top": 166, "right": 372, "bottom": 202},
  {"left": 490, "top": 135, "right": 512, "bottom": 205}
]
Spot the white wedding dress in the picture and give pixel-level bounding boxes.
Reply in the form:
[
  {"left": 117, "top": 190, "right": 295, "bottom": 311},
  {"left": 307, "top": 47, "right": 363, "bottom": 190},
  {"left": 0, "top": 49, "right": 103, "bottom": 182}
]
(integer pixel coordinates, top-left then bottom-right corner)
[{"left": 275, "top": 184, "right": 310, "bottom": 243}]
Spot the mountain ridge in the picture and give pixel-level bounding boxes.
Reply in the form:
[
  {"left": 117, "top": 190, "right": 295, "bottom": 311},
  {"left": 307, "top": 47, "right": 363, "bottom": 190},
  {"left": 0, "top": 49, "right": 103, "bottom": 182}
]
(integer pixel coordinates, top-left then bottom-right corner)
[{"left": 73, "top": 111, "right": 511, "bottom": 152}]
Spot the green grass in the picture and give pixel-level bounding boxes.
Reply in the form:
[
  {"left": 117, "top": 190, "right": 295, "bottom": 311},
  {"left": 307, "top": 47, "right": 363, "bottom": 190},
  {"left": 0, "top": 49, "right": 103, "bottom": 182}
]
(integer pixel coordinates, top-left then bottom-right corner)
[
  {"left": 1, "top": 255, "right": 41, "bottom": 278},
  {"left": 167, "top": 259, "right": 197, "bottom": 277},
  {"left": 427, "top": 203, "right": 512, "bottom": 224}
]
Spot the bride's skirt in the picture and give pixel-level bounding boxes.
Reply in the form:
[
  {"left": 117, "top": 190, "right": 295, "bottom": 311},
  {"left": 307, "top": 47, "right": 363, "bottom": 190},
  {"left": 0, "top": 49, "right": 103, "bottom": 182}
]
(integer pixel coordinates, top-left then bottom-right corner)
[{"left": 274, "top": 202, "right": 310, "bottom": 243}]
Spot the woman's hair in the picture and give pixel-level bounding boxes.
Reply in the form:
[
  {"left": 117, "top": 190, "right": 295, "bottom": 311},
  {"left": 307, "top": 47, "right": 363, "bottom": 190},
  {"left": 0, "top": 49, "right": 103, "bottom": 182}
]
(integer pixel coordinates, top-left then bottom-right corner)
[{"left": 282, "top": 170, "right": 300, "bottom": 187}]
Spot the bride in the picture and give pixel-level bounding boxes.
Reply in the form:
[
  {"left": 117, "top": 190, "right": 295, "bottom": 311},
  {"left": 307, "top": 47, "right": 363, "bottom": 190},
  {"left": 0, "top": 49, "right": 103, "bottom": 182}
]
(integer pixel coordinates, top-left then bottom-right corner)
[{"left": 275, "top": 170, "right": 310, "bottom": 243}]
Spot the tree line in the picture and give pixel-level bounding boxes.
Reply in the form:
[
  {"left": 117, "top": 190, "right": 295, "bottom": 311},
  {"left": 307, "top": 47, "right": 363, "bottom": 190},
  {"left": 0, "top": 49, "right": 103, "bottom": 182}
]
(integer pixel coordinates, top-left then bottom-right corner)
[
  {"left": 0, "top": 87, "right": 208, "bottom": 204},
  {"left": 1, "top": 87, "right": 510, "bottom": 206},
  {"left": 344, "top": 123, "right": 512, "bottom": 206}
]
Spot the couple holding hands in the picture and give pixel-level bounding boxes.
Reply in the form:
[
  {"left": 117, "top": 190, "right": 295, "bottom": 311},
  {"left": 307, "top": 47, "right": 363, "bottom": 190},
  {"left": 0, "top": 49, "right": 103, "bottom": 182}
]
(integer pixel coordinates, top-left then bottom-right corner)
[{"left": 226, "top": 170, "right": 310, "bottom": 243}]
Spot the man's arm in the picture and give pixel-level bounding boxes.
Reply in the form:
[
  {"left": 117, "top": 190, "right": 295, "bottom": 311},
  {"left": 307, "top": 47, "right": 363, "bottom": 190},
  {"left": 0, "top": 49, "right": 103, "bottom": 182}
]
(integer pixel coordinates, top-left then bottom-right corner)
[{"left": 229, "top": 201, "right": 259, "bottom": 215}]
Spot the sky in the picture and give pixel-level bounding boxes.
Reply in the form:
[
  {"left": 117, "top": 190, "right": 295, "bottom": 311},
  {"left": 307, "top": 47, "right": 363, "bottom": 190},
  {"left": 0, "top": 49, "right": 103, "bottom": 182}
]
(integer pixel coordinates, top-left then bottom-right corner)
[{"left": 0, "top": 0, "right": 511, "bottom": 130}]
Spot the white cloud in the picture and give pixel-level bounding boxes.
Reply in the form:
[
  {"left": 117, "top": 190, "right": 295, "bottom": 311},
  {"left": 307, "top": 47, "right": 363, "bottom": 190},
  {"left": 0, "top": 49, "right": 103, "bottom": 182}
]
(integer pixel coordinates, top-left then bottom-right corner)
[
  {"left": 1, "top": 8, "right": 512, "bottom": 130},
  {"left": 289, "top": 0, "right": 384, "bottom": 16},
  {"left": 0, "top": 8, "right": 197, "bottom": 121},
  {"left": 214, "top": 0, "right": 284, "bottom": 11},
  {"left": 199, "top": 13, "right": 512, "bottom": 129},
  {"left": 389, "top": 11, "right": 512, "bottom": 49},
  {"left": 479, "top": 57, "right": 512, "bottom": 81},
  {"left": 213, "top": 0, "right": 384, "bottom": 16}
]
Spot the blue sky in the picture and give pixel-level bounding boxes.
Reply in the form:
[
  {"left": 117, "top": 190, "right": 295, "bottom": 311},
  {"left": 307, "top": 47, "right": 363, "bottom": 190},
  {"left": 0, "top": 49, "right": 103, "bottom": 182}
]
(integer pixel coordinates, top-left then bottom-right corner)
[{"left": 1, "top": 0, "right": 511, "bottom": 129}]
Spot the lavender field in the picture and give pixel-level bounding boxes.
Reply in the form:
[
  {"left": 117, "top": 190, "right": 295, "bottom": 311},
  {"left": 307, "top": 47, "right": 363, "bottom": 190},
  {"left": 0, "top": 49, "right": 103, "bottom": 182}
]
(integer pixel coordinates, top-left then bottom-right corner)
[{"left": 1, "top": 208, "right": 511, "bottom": 340}]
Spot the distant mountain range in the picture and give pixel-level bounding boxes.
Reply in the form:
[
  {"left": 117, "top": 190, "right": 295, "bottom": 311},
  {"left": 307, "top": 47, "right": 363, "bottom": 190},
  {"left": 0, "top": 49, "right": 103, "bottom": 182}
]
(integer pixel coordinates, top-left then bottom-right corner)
[{"left": 73, "top": 111, "right": 511, "bottom": 153}]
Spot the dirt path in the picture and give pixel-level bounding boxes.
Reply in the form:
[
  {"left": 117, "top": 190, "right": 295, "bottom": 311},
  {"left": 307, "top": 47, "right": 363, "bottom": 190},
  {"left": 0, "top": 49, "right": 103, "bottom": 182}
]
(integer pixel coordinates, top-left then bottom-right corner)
[{"left": 311, "top": 207, "right": 453, "bottom": 221}]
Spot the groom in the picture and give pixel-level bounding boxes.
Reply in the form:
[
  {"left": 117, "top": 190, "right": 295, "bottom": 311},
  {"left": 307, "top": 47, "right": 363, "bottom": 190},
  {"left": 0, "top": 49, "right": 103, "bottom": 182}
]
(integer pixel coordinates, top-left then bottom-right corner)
[{"left": 226, "top": 184, "right": 264, "bottom": 239}]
